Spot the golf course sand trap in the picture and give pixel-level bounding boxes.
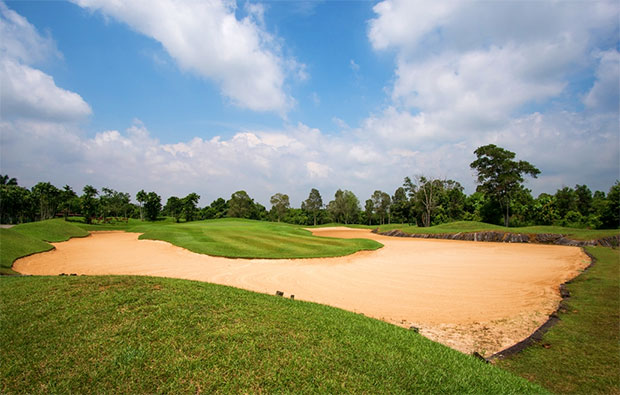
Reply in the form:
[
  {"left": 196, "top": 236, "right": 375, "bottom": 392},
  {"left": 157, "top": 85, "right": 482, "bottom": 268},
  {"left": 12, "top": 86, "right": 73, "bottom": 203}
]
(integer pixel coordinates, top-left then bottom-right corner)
[{"left": 14, "top": 228, "right": 590, "bottom": 356}]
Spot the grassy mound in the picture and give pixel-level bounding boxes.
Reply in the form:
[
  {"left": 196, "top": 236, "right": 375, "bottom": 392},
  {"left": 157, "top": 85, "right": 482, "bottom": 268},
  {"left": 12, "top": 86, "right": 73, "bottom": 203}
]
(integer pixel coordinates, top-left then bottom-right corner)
[
  {"left": 1, "top": 220, "right": 88, "bottom": 275},
  {"left": 497, "top": 246, "right": 619, "bottom": 393},
  {"left": 0, "top": 276, "right": 544, "bottom": 393},
  {"left": 12, "top": 219, "right": 89, "bottom": 242},
  {"left": 378, "top": 221, "right": 620, "bottom": 241}
]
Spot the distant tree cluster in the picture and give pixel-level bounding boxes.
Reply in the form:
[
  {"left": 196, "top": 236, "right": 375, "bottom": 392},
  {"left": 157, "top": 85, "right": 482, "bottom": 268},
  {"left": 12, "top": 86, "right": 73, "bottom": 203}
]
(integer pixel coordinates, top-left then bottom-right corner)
[{"left": 1, "top": 145, "right": 618, "bottom": 229}]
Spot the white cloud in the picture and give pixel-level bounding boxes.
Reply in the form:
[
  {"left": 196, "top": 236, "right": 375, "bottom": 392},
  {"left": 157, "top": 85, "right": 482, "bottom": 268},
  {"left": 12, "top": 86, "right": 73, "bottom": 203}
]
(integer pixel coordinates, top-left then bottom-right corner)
[
  {"left": 0, "top": 2, "right": 91, "bottom": 122},
  {"left": 72, "top": 0, "right": 301, "bottom": 113},
  {"left": 0, "top": 2, "right": 59, "bottom": 64},
  {"left": 584, "top": 50, "right": 620, "bottom": 113},
  {"left": 0, "top": 59, "right": 92, "bottom": 121}
]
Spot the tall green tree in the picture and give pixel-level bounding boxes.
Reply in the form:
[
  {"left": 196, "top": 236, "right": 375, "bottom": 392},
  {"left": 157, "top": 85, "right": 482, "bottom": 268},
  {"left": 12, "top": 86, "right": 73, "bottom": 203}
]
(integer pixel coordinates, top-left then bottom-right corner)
[
  {"left": 328, "top": 190, "right": 359, "bottom": 224},
  {"left": 302, "top": 188, "right": 323, "bottom": 226},
  {"left": 364, "top": 199, "right": 374, "bottom": 225},
  {"left": 81, "top": 185, "right": 99, "bottom": 224},
  {"left": 182, "top": 193, "right": 200, "bottom": 222},
  {"left": 270, "top": 193, "right": 290, "bottom": 222},
  {"left": 31, "top": 182, "right": 61, "bottom": 220},
  {"left": 165, "top": 196, "right": 183, "bottom": 222},
  {"left": 59, "top": 185, "right": 79, "bottom": 220},
  {"left": 470, "top": 144, "right": 540, "bottom": 227},
  {"left": 227, "top": 191, "right": 254, "bottom": 218},
  {"left": 574, "top": 184, "right": 593, "bottom": 217},
  {"left": 136, "top": 190, "right": 147, "bottom": 221},
  {"left": 0, "top": 175, "right": 18, "bottom": 186},
  {"left": 413, "top": 176, "right": 443, "bottom": 228},
  {"left": 143, "top": 192, "right": 162, "bottom": 221}
]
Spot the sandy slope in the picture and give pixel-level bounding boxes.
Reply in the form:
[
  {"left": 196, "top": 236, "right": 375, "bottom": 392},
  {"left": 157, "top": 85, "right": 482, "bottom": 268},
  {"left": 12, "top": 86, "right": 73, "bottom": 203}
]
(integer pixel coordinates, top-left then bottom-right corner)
[{"left": 13, "top": 227, "right": 590, "bottom": 356}]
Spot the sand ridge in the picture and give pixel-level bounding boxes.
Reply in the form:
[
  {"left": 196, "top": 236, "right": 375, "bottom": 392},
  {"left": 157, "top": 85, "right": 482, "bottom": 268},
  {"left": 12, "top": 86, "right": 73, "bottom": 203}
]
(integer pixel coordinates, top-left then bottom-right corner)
[{"left": 13, "top": 227, "right": 590, "bottom": 356}]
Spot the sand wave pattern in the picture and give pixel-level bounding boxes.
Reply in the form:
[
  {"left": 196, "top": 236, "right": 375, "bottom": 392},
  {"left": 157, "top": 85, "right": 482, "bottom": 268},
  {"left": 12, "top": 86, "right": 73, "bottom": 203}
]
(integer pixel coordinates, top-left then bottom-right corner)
[{"left": 14, "top": 227, "right": 590, "bottom": 356}]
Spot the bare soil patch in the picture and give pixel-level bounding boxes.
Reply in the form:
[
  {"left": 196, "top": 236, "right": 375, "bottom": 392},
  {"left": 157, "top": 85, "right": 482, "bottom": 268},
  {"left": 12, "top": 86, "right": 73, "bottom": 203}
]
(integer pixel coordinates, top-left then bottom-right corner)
[{"left": 13, "top": 228, "right": 589, "bottom": 356}]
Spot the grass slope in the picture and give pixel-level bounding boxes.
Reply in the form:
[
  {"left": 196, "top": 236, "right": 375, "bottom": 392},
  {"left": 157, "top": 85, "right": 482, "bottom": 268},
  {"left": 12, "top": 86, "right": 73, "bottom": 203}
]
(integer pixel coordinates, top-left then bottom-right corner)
[
  {"left": 497, "top": 247, "right": 619, "bottom": 393},
  {"left": 0, "top": 276, "right": 545, "bottom": 393},
  {"left": 12, "top": 219, "right": 89, "bottom": 242},
  {"left": 1, "top": 220, "right": 88, "bottom": 275},
  {"left": 378, "top": 221, "right": 620, "bottom": 241},
  {"left": 0, "top": 229, "right": 53, "bottom": 275}
]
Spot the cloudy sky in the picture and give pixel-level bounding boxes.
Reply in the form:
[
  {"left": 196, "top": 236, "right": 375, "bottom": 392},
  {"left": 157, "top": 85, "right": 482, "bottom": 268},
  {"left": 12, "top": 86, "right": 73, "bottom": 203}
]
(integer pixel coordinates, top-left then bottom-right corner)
[{"left": 1, "top": 0, "right": 618, "bottom": 206}]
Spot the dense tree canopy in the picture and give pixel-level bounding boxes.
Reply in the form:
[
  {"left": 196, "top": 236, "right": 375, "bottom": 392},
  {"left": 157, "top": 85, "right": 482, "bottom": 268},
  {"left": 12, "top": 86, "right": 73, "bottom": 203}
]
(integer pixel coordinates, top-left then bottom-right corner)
[{"left": 470, "top": 144, "right": 540, "bottom": 227}]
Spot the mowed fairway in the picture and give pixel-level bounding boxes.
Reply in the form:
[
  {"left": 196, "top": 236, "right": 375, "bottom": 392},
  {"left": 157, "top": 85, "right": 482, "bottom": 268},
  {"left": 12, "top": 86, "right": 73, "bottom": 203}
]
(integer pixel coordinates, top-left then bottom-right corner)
[{"left": 13, "top": 221, "right": 590, "bottom": 355}]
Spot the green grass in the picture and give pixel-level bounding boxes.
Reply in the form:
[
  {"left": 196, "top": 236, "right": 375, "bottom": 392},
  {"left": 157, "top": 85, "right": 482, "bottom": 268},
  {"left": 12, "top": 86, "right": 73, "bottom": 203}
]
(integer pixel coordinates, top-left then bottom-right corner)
[
  {"left": 378, "top": 221, "right": 620, "bottom": 241},
  {"left": 0, "top": 275, "right": 545, "bottom": 393},
  {"left": 497, "top": 247, "right": 619, "bottom": 393},
  {"left": 0, "top": 230, "right": 53, "bottom": 275},
  {"left": 12, "top": 218, "right": 89, "bottom": 242},
  {"left": 0, "top": 220, "right": 88, "bottom": 275},
  {"left": 137, "top": 219, "right": 382, "bottom": 259}
]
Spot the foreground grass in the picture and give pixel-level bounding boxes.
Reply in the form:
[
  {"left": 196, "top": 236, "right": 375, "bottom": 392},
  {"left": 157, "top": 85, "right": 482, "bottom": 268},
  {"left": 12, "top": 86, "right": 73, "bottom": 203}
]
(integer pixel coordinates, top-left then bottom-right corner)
[
  {"left": 0, "top": 220, "right": 88, "bottom": 275},
  {"left": 497, "top": 247, "right": 619, "bottom": 393},
  {"left": 0, "top": 276, "right": 544, "bottom": 393},
  {"left": 378, "top": 221, "right": 620, "bottom": 241}
]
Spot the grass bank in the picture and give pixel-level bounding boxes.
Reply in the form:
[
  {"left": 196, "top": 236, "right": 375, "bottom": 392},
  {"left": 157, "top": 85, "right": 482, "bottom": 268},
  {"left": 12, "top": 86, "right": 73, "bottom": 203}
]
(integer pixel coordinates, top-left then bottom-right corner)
[
  {"left": 0, "top": 275, "right": 544, "bottom": 393},
  {"left": 497, "top": 246, "right": 619, "bottom": 393},
  {"left": 0, "top": 220, "right": 88, "bottom": 275},
  {"left": 377, "top": 221, "right": 620, "bottom": 241}
]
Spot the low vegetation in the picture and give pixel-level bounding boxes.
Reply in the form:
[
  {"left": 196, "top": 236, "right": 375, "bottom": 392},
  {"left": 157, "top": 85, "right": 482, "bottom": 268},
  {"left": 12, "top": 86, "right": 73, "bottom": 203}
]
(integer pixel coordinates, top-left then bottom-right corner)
[
  {"left": 497, "top": 247, "right": 620, "bottom": 393},
  {"left": 0, "top": 275, "right": 544, "bottom": 393}
]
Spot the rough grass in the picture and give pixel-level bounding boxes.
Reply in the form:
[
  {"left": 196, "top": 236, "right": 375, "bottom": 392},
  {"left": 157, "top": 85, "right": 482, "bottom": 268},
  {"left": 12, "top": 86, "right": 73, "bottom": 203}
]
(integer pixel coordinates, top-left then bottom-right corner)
[
  {"left": 0, "top": 275, "right": 545, "bottom": 394},
  {"left": 497, "top": 246, "right": 620, "bottom": 393},
  {"left": 378, "top": 221, "right": 620, "bottom": 241},
  {"left": 12, "top": 219, "right": 89, "bottom": 242}
]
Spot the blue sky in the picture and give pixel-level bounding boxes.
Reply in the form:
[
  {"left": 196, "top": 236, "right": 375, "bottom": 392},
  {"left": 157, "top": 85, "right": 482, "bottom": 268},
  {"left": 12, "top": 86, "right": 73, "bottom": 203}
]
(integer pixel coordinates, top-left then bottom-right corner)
[{"left": 1, "top": 0, "right": 619, "bottom": 206}]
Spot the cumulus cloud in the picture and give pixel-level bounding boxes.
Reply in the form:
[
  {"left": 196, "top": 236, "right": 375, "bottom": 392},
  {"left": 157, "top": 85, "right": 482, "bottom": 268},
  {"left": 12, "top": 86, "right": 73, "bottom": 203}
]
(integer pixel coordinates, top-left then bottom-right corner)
[
  {"left": 71, "top": 0, "right": 300, "bottom": 113},
  {"left": 362, "top": 0, "right": 619, "bottom": 194},
  {"left": 0, "top": 2, "right": 91, "bottom": 122}
]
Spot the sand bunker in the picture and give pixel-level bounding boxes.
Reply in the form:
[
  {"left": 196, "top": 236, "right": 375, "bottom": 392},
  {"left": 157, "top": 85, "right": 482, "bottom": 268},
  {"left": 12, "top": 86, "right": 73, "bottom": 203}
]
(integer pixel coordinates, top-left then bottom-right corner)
[{"left": 13, "top": 228, "right": 590, "bottom": 356}]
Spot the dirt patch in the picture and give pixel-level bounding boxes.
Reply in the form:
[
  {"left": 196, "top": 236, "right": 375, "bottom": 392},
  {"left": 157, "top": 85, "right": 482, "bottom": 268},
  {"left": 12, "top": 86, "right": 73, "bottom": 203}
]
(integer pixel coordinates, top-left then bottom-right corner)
[{"left": 13, "top": 228, "right": 590, "bottom": 356}]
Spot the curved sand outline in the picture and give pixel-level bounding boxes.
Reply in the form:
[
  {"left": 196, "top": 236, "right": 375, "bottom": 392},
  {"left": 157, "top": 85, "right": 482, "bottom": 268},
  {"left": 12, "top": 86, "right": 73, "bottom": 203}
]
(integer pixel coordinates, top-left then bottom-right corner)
[{"left": 13, "top": 227, "right": 590, "bottom": 356}]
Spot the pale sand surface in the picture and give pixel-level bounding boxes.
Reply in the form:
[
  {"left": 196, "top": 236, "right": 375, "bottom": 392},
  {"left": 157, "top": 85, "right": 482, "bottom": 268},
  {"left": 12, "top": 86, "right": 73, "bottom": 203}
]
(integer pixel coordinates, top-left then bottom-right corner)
[{"left": 13, "top": 228, "right": 590, "bottom": 356}]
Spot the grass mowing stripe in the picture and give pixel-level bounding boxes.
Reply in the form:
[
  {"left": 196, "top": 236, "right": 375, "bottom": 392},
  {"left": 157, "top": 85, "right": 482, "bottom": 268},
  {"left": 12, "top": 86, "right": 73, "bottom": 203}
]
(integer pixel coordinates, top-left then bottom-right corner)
[
  {"left": 497, "top": 246, "right": 619, "bottom": 393},
  {"left": 0, "top": 276, "right": 545, "bottom": 393}
]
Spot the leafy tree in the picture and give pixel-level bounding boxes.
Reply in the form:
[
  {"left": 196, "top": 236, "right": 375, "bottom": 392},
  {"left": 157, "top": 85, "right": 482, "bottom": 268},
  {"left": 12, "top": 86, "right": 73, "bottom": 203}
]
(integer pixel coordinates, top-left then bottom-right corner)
[
  {"left": 599, "top": 181, "right": 620, "bottom": 229},
  {"left": 143, "top": 191, "right": 162, "bottom": 221},
  {"left": 390, "top": 187, "right": 409, "bottom": 224},
  {"left": 364, "top": 199, "right": 374, "bottom": 225},
  {"left": 371, "top": 190, "right": 391, "bottom": 225},
  {"left": 442, "top": 180, "right": 466, "bottom": 221},
  {"left": 81, "top": 185, "right": 99, "bottom": 224},
  {"left": 202, "top": 198, "right": 227, "bottom": 219},
  {"left": 165, "top": 196, "right": 183, "bottom": 222},
  {"left": 327, "top": 190, "right": 360, "bottom": 224},
  {"left": 0, "top": 184, "right": 31, "bottom": 224},
  {"left": 574, "top": 184, "right": 593, "bottom": 217},
  {"left": 136, "top": 190, "right": 147, "bottom": 221},
  {"left": 59, "top": 185, "right": 79, "bottom": 220},
  {"left": 302, "top": 188, "right": 323, "bottom": 226},
  {"left": 227, "top": 191, "right": 254, "bottom": 218},
  {"left": 0, "top": 174, "right": 17, "bottom": 186},
  {"left": 100, "top": 188, "right": 131, "bottom": 220},
  {"left": 554, "top": 186, "right": 577, "bottom": 220},
  {"left": 413, "top": 176, "right": 443, "bottom": 228},
  {"left": 270, "top": 193, "right": 290, "bottom": 222},
  {"left": 31, "top": 182, "right": 61, "bottom": 220},
  {"left": 182, "top": 193, "right": 200, "bottom": 222},
  {"left": 470, "top": 144, "right": 540, "bottom": 227}
]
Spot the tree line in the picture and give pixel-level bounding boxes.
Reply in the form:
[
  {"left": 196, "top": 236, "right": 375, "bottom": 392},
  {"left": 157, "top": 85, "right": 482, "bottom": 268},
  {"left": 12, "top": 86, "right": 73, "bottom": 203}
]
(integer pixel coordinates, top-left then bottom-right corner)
[{"left": 1, "top": 145, "right": 618, "bottom": 229}]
